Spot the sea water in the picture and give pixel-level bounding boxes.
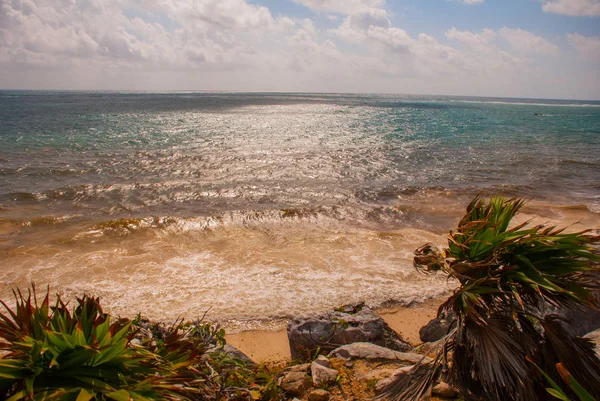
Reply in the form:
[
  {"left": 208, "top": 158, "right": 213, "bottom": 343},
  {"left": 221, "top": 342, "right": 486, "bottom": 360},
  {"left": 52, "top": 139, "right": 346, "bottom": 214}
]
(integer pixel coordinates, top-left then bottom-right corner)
[{"left": 1, "top": 91, "right": 599, "bottom": 330}]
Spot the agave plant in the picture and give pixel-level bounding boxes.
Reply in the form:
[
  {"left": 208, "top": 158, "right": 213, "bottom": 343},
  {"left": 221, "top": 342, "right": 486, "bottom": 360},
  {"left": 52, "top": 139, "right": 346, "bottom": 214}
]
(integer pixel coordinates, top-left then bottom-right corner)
[
  {"left": 379, "top": 196, "right": 600, "bottom": 401},
  {"left": 0, "top": 286, "right": 204, "bottom": 400}
]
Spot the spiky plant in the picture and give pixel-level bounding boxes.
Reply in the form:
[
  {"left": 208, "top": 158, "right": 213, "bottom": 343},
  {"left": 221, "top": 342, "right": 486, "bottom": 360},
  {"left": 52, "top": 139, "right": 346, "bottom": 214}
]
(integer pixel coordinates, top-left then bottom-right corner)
[
  {"left": 378, "top": 196, "right": 600, "bottom": 401},
  {"left": 0, "top": 286, "right": 204, "bottom": 400}
]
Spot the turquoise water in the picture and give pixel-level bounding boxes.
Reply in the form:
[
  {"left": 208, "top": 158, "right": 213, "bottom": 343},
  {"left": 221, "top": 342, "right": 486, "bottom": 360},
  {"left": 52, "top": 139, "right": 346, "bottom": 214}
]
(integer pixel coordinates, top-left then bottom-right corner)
[{"left": 0, "top": 91, "right": 599, "bottom": 326}]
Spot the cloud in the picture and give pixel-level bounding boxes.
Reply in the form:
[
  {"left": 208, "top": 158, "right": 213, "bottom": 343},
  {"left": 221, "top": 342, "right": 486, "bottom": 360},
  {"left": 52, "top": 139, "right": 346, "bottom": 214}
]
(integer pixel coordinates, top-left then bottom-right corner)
[
  {"left": 0, "top": 0, "right": 290, "bottom": 69},
  {"left": 445, "top": 27, "right": 496, "bottom": 47},
  {"left": 0, "top": 0, "right": 597, "bottom": 98},
  {"left": 292, "top": 0, "right": 385, "bottom": 13},
  {"left": 568, "top": 33, "right": 600, "bottom": 59},
  {"left": 458, "top": 0, "right": 484, "bottom": 4},
  {"left": 541, "top": 0, "right": 600, "bottom": 17},
  {"left": 500, "top": 27, "right": 560, "bottom": 55}
]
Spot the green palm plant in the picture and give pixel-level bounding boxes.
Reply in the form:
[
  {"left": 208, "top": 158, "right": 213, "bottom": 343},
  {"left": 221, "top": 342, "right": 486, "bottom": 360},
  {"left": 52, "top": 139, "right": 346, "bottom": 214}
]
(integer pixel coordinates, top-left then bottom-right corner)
[
  {"left": 0, "top": 286, "right": 204, "bottom": 400},
  {"left": 379, "top": 196, "right": 600, "bottom": 401}
]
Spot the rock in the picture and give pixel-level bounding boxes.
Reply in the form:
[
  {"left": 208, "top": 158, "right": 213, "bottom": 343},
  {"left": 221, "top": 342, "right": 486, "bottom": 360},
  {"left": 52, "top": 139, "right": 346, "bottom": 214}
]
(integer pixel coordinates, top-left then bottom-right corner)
[
  {"left": 222, "top": 344, "right": 255, "bottom": 365},
  {"left": 419, "top": 311, "right": 455, "bottom": 343},
  {"left": 311, "top": 361, "right": 338, "bottom": 387},
  {"left": 308, "top": 389, "right": 330, "bottom": 401},
  {"left": 329, "top": 342, "right": 429, "bottom": 364},
  {"left": 279, "top": 371, "right": 312, "bottom": 397},
  {"left": 313, "top": 355, "right": 331, "bottom": 368},
  {"left": 374, "top": 366, "right": 413, "bottom": 394},
  {"left": 432, "top": 382, "right": 459, "bottom": 398},
  {"left": 287, "top": 303, "right": 411, "bottom": 360},
  {"left": 287, "top": 363, "right": 311, "bottom": 373},
  {"left": 206, "top": 344, "right": 255, "bottom": 365},
  {"left": 584, "top": 328, "right": 600, "bottom": 359}
]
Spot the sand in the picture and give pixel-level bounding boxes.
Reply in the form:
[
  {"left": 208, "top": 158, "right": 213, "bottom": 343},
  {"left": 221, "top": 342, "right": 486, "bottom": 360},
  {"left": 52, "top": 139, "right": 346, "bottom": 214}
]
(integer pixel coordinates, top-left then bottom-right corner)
[{"left": 226, "top": 298, "right": 442, "bottom": 363}]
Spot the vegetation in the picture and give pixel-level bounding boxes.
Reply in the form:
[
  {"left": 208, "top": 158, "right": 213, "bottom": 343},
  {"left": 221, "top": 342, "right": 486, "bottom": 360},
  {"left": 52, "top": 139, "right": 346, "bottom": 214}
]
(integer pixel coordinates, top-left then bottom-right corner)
[
  {"left": 379, "top": 196, "right": 600, "bottom": 401},
  {"left": 0, "top": 285, "right": 280, "bottom": 401}
]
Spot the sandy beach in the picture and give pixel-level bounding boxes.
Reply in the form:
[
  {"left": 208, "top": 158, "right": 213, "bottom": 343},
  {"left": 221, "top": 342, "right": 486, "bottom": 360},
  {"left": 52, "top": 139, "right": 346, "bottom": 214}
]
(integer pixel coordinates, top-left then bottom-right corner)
[{"left": 226, "top": 298, "right": 442, "bottom": 363}]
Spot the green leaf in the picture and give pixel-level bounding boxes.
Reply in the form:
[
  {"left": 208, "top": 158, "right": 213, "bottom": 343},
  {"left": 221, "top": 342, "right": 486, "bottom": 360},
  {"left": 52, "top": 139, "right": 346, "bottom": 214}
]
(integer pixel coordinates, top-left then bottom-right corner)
[
  {"left": 106, "top": 389, "right": 132, "bottom": 401},
  {"left": 76, "top": 388, "right": 96, "bottom": 401},
  {"left": 546, "top": 388, "right": 569, "bottom": 401}
]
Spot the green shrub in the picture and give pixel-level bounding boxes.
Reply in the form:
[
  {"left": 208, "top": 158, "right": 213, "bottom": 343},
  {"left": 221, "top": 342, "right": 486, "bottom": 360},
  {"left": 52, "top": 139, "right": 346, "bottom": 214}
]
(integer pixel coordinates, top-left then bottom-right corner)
[{"left": 0, "top": 285, "right": 203, "bottom": 400}]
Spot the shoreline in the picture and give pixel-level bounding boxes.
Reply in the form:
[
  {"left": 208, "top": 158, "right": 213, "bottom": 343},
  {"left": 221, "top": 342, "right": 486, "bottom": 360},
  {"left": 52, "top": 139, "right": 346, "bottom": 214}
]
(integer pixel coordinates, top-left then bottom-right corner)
[{"left": 226, "top": 297, "right": 443, "bottom": 363}]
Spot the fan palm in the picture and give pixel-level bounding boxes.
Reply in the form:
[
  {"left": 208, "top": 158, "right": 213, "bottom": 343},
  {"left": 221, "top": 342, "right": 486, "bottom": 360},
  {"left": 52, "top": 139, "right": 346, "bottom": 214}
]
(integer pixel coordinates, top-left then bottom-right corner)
[{"left": 379, "top": 196, "right": 600, "bottom": 401}]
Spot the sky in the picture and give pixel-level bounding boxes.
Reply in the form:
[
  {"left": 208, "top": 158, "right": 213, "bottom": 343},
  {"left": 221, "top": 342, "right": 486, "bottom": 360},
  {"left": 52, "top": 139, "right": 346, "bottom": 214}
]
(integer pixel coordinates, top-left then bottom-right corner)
[{"left": 0, "top": 0, "right": 599, "bottom": 99}]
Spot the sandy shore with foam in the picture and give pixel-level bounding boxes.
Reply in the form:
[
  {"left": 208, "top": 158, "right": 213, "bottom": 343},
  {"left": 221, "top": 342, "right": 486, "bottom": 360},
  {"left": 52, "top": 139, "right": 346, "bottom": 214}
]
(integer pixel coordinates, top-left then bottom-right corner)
[{"left": 226, "top": 298, "right": 442, "bottom": 363}]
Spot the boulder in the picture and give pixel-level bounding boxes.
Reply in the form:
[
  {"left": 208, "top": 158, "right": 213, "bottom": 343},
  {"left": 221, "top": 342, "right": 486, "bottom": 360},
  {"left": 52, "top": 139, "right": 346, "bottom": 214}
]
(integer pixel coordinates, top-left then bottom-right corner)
[
  {"left": 279, "top": 371, "right": 312, "bottom": 397},
  {"left": 308, "top": 389, "right": 330, "bottom": 401},
  {"left": 222, "top": 344, "right": 255, "bottom": 365},
  {"left": 287, "top": 303, "right": 411, "bottom": 360},
  {"left": 328, "top": 342, "right": 429, "bottom": 364},
  {"left": 419, "top": 311, "right": 455, "bottom": 343},
  {"left": 311, "top": 361, "right": 338, "bottom": 387},
  {"left": 206, "top": 344, "right": 255, "bottom": 365}
]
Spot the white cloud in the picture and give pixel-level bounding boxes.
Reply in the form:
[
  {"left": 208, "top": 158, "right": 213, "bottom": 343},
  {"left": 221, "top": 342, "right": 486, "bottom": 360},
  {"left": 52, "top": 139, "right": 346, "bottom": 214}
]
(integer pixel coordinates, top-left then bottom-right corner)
[
  {"left": 445, "top": 27, "right": 496, "bottom": 47},
  {"left": 458, "top": 0, "right": 484, "bottom": 4},
  {"left": 292, "top": 0, "right": 385, "bottom": 13},
  {"left": 0, "top": 0, "right": 290, "bottom": 69},
  {"left": 0, "top": 0, "right": 597, "bottom": 98},
  {"left": 541, "top": 0, "right": 600, "bottom": 16},
  {"left": 500, "top": 27, "right": 560, "bottom": 55},
  {"left": 568, "top": 33, "right": 600, "bottom": 59}
]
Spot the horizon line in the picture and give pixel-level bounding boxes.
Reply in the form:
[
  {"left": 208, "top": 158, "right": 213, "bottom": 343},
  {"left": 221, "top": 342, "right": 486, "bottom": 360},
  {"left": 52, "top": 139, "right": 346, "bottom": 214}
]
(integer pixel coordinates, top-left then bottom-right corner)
[{"left": 1, "top": 89, "right": 600, "bottom": 103}]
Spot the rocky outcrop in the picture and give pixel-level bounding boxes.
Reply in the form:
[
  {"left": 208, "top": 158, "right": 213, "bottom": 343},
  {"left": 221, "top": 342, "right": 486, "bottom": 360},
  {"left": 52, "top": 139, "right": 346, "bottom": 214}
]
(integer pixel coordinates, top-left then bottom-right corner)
[
  {"left": 287, "top": 303, "right": 411, "bottom": 360},
  {"left": 329, "top": 342, "right": 429, "bottom": 364}
]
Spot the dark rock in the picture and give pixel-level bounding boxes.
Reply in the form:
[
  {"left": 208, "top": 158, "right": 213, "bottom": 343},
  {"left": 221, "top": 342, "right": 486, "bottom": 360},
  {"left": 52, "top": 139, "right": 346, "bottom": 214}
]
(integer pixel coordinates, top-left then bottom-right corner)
[
  {"left": 222, "top": 344, "right": 255, "bottom": 365},
  {"left": 205, "top": 344, "right": 255, "bottom": 365},
  {"left": 279, "top": 371, "right": 312, "bottom": 397},
  {"left": 308, "top": 389, "right": 330, "bottom": 401},
  {"left": 328, "top": 342, "right": 429, "bottom": 364},
  {"left": 419, "top": 310, "right": 455, "bottom": 343},
  {"left": 287, "top": 303, "right": 411, "bottom": 360}
]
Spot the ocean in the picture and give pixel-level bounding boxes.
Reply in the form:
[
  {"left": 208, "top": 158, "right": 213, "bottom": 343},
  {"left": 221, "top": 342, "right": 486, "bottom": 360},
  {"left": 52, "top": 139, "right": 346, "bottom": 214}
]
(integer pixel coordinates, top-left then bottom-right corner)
[{"left": 1, "top": 91, "right": 599, "bottom": 330}]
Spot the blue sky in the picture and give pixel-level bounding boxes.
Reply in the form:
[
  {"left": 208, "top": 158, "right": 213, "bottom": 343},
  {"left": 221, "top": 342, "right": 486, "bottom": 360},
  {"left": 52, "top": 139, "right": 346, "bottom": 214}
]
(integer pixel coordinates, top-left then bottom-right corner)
[{"left": 0, "top": 0, "right": 598, "bottom": 99}]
